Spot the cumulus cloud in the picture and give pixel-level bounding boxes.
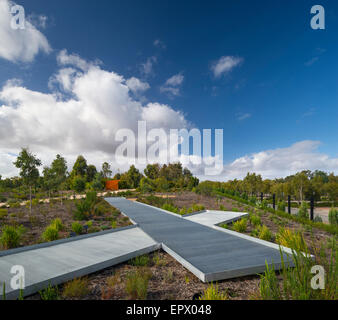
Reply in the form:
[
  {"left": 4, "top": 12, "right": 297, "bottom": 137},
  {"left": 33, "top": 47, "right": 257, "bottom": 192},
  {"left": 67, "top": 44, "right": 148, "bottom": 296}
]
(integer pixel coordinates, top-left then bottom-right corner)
[
  {"left": 160, "top": 73, "right": 184, "bottom": 97},
  {"left": 0, "top": 50, "right": 189, "bottom": 177},
  {"left": 126, "top": 77, "right": 150, "bottom": 94},
  {"left": 0, "top": 0, "right": 51, "bottom": 62},
  {"left": 220, "top": 141, "right": 338, "bottom": 180},
  {"left": 211, "top": 56, "right": 243, "bottom": 78}
]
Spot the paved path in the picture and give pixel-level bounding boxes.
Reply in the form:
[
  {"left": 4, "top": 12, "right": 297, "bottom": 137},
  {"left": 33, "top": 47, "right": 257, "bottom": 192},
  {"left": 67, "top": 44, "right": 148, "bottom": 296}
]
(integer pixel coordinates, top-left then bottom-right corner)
[
  {"left": 0, "top": 198, "right": 292, "bottom": 299},
  {"left": 0, "top": 226, "right": 158, "bottom": 299},
  {"left": 106, "top": 198, "right": 291, "bottom": 282}
]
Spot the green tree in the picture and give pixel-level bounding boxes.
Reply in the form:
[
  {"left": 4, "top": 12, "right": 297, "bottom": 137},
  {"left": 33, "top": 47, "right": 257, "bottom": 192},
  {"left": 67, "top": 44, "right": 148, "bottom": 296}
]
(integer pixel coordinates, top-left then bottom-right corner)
[
  {"left": 71, "top": 155, "right": 88, "bottom": 177},
  {"left": 125, "top": 165, "right": 143, "bottom": 188},
  {"left": 13, "top": 148, "right": 42, "bottom": 213},
  {"left": 144, "top": 164, "right": 160, "bottom": 180},
  {"left": 86, "top": 165, "right": 97, "bottom": 182},
  {"left": 101, "top": 162, "right": 112, "bottom": 179},
  {"left": 72, "top": 176, "right": 86, "bottom": 193}
]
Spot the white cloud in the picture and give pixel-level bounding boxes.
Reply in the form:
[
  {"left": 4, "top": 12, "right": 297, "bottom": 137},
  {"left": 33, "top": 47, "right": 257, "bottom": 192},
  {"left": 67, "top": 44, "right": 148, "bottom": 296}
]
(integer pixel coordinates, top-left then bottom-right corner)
[
  {"left": 211, "top": 56, "right": 243, "bottom": 78},
  {"left": 237, "top": 113, "right": 251, "bottom": 121},
  {"left": 0, "top": 0, "right": 51, "bottom": 62},
  {"left": 126, "top": 77, "right": 150, "bottom": 94},
  {"left": 153, "top": 39, "right": 166, "bottom": 49},
  {"left": 140, "top": 56, "right": 157, "bottom": 76},
  {"left": 220, "top": 141, "right": 338, "bottom": 180},
  {"left": 160, "top": 73, "right": 184, "bottom": 97},
  {"left": 0, "top": 50, "right": 189, "bottom": 177}
]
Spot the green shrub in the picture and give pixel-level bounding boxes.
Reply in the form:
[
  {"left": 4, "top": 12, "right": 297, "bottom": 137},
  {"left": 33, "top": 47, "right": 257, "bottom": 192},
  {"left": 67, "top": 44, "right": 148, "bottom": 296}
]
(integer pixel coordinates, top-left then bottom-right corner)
[
  {"left": 125, "top": 269, "right": 151, "bottom": 300},
  {"left": 199, "top": 283, "right": 228, "bottom": 300},
  {"left": 0, "top": 209, "right": 8, "bottom": 219},
  {"left": 258, "top": 225, "right": 273, "bottom": 241},
  {"left": 161, "top": 203, "right": 179, "bottom": 214},
  {"left": 63, "top": 278, "right": 89, "bottom": 298},
  {"left": 111, "top": 220, "right": 117, "bottom": 229},
  {"left": 51, "top": 218, "right": 64, "bottom": 231},
  {"left": 0, "top": 225, "right": 26, "bottom": 249},
  {"left": 277, "top": 201, "right": 286, "bottom": 212},
  {"left": 129, "top": 255, "right": 150, "bottom": 267},
  {"left": 297, "top": 202, "right": 309, "bottom": 220},
  {"left": 328, "top": 207, "right": 338, "bottom": 225},
  {"left": 314, "top": 216, "right": 323, "bottom": 223},
  {"left": 72, "top": 222, "right": 83, "bottom": 235},
  {"left": 275, "top": 227, "right": 307, "bottom": 252},
  {"left": 250, "top": 214, "right": 261, "bottom": 227},
  {"left": 232, "top": 218, "right": 247, "bottom": 233},
  {"left": 259, "top": 239, "right": 337, "bottom": 300},
  {"left": 42, "top": 225, "right": 59, "bottom": 242},
  {"left": 39, "top": 283, "right": 59, "bottom": 300}
]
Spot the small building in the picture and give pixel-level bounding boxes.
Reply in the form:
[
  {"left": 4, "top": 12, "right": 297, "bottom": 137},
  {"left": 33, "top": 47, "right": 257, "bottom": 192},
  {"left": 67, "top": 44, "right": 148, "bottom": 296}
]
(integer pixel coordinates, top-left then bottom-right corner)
[{"left": 105, "top": 180, "right": 119, "bottom": 191}]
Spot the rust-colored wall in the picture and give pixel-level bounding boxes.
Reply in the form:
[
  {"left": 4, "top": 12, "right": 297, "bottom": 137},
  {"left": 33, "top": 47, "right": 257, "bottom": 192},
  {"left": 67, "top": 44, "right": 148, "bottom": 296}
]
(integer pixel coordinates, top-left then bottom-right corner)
[{"left": 105, "top": 180, "right": 119, "bottom": 191}]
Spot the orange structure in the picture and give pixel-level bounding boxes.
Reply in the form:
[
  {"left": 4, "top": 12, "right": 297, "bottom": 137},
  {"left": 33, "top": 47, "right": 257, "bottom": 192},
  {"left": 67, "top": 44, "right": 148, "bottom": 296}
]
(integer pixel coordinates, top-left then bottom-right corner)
[{"left": 105, "top": 180, "right": 119, "bottom": 191}]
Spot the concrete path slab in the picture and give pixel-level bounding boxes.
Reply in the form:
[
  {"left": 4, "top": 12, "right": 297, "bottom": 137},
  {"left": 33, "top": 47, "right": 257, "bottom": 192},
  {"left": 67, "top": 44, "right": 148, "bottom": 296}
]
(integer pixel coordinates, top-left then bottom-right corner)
[
  {"left": 0, "top": 226, "right": 159, "bottom": 300},
  {"left": 184, "top": 210, "right": 248, "bottom": 227},
  {"left": 106, "top": 198, "right": 292, "bottom": 283}
]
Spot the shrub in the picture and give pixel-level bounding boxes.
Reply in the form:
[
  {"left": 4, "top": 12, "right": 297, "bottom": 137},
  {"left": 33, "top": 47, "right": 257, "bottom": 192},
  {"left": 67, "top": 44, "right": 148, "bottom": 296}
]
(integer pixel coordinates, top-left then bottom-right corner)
[
  {"left": 111, "top": 220, "right": 117, "bottom": 229},
  {"left": 275, "top": 227, "right": 307, "bottom": 252},
  {"left": 259, "top": 240, "right": 337, "bottom": 300},
  {"left": 63, "top": 278, "right": 89, "bottom": 298},
  {"left": 277, "top": 201, "right": 286, "bottom": 212},
  {"left": 39, "top": 283, "right": 59, "bottom": 300},
  {"left": 0, "top": 225, "right": 26, "bottom": 249},
  {"left": 161, "top": 203, "right": 179, "bottom": 214},
  {"left": 42, "top": 225, "right": 59, "bottom": 242},
  {"left": 125, "top": 269, "right": 151, "bottom": 300},
  {"left": 199, "top": 283, "right": 228, "bottom": 300},
  {"left": 232, "top": 218, "right": 247, "bottom": 233},
  {"left": 258, "top": 225, "right": 273, "bottom": 241},
  {"left": 297, "top": 202, "right": 309, "bottom": 220},
  {"left": 314, "top": 216, "right": 323, "bottom": 223},
  {"left": 0, "top": 209, "right": 8, "bottom": 219},
  {"left": 129, "top": 255, "right": 150, "bottom": 267},
  {"left": 72, "top": 222, "right": 83, "bottom": 235},
  {"left": 328, "top": 207, "right": 338, "bottom": 225},
  {"left": 250, "top": 214, "right": 261, "bottom": 227},
  {"left": 249, "top": 196, "right": 257, "bottom": 205},
  {"left": 51, "top": 218, "right": 64, "bottom": 231}
]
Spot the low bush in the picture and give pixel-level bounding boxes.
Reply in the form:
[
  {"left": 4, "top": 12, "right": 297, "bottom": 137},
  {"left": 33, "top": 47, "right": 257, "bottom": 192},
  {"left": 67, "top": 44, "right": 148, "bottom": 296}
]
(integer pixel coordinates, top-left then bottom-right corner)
[
  {"left": 0, "top": 209, "right": 8, "bottom": 219},
  {"left": 258, "top": 225, "right": 273, "bottom": 241},
  {"left": 232, "top": 218, "right": 247, "bottom": 233},
  {"left": 277, "top": 201, "right": 286, "bottom": 212},
  {"left": 0, "top": 225, "right": 26, "bottom": 249},
  {"left": 125, "top": 269, "right": 151, "bottom": 300},
  {"left": 72, "top": 222, "right": 83, "bottom": 235},
  {"left": 259, "top": 239, "right": 337, "bottom": 300},
  {"left": 42, "top": 225, "right": 59, "bottom": 242},
  {"left": 161, "top": 203, "right": 179, "bottom": 214},
  {"left": 51, "top": 218, "right": 64, "bottom": 231},
  {"left": 39, "top": 283, "right": 59, "bottom": 300},
  {"left": 297, "top": 202, "right": 309, "bottom": 220},
  {"left": 275, "top": 227, "right": 307, "bottom": 252},
  {"left": 129, "top": 255, "right": 150, "bottom": 267},
  {"left": 250, "top": 214, "right": 261, "bottom": 227},
  {"left": 199, "top": 283, "right": 228, "bottom": 300},
  {"left": 328, "top": 207, "right": 338, "bottom": 226},
  {"left": 63, "top": 278, "right": 89, "bottom": 298}
]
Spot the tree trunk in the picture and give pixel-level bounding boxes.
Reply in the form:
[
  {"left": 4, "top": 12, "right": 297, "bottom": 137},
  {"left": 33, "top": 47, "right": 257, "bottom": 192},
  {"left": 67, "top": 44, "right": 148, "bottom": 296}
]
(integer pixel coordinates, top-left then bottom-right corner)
[
  {"left": 60, "top": 191, "right": 63, "bottom": 206},
  {"left": 29, "top": 185, "right": 32, "bottom": 214}
]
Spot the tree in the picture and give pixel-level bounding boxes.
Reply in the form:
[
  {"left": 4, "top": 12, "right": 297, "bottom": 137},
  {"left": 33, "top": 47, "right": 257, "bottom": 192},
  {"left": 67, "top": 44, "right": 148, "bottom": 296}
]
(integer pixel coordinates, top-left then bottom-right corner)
[
  {"left": 144, "top": 164, "right": 160, "bottom": 180},
  {"left": 292, "top": 171, "right": 310, "bottom": 201},
  {"left": 91, "top": 173, "right": 104, "bottom": 191},
  {"left": 101, "top": 162, "right": 112, "bottom": 179},
  {"left": 71, "top": 155, "right": 88, "bottom": 177},
  {"left": 72, "top": 176, "right": 86, "bottom": 193},
  {"left": 86, "top": 165, "right": 97, "bottom": 182},
  {"left": 13, "top": 148, "right": 42, "bottom": 213},
  {"left": 125, "top": 165, "right": 143, "bottom": 188}
]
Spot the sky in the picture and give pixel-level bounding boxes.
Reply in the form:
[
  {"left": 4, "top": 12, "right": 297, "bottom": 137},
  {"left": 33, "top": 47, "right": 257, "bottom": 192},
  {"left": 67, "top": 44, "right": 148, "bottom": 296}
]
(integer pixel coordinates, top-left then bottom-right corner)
[{"left": 0, "top": 0, "right": 337, "bottom": 180}]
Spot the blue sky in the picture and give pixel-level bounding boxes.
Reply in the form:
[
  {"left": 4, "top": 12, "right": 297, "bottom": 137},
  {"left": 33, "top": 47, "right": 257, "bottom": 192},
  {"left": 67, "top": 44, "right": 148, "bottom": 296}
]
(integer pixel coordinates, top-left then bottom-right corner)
[{"left": 0, "top": 0, "right": 337, "bottom": 179}]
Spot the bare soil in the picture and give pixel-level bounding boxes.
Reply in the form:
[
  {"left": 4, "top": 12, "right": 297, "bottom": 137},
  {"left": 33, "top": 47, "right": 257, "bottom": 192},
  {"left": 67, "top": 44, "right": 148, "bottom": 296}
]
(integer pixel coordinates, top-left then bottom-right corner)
[{"left": 0, "top": 198, "right": 132, "bottom": 250}]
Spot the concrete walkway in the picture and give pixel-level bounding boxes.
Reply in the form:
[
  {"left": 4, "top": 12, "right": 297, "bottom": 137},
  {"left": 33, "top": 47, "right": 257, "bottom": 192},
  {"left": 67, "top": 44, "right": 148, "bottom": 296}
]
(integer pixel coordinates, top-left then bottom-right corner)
[
  {"left": 106, "top": 198, "right": 292, "bottom": 282},
  {"left": 0, "top": 226, "right": 158, "bottom": 300},
  {"left": 0, "top": 197, "right": 293, "bottom": 299}
]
